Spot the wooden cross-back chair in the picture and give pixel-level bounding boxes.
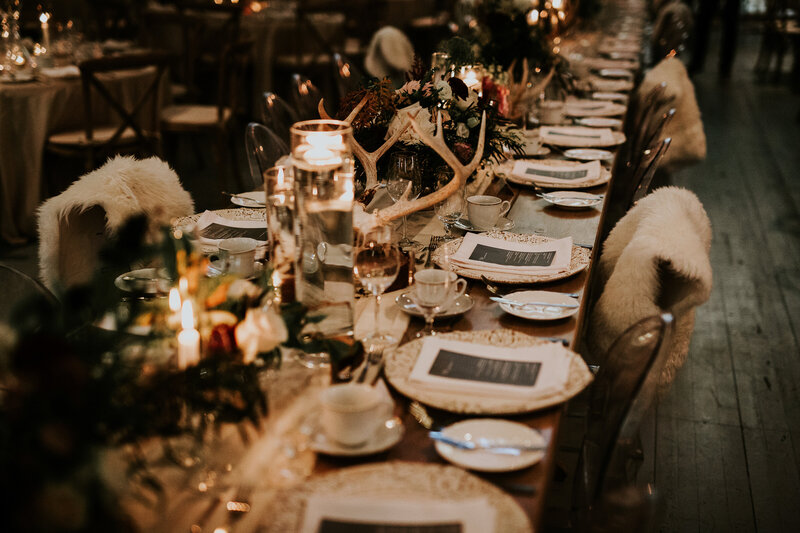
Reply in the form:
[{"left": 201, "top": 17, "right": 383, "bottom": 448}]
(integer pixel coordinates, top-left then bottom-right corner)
[
  {"left": 161, "top": 40, "right": 254, "bottom": 191},
  {"left": 576, "top": 313, "right": 675, "bottom": 525},
  {"left": 46, "top": 51, "right": 172, "bottom": 172}
]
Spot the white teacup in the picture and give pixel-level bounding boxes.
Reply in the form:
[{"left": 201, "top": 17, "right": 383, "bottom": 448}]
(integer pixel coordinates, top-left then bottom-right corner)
[
  {"left": 218, "top": 238, "right": 257, "bottom": 277},
  {"left": 320, "top": 383, "right": 393, "bottom": 446},
  {"left": 467, "top": 195, "right": 511, "bottom": 231},
  {"left": 412, "top": 269, "right": 467, "bottom": 309}
]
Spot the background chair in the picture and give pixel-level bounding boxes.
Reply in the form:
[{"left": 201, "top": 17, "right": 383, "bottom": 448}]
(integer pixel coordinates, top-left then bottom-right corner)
[
  {"left": 576, "top": 314, "right": 674, "bottom": 529},
  {"left": 289, "top": 73, "right": 324, "bottom": 121},
  {"left": 244, "top": 123, "right": 290, "bottom": 192},
  {"left": 161, "top": 40, "right": 253, "bottom": 191},
  {"left": 37, "top": 156, "right": 194, "bottom": 290},
  {"left": 585, "top": 187, "right": 712, "bottom": 393},
  {"left": 45, "top": 51, "right": 172, "bottom": 174},
  {"left": 0, "top": 263, "right": 58, "bottom": 325},
  {"left": 261, "top": 91, "right": 300, "bottom": 147}
]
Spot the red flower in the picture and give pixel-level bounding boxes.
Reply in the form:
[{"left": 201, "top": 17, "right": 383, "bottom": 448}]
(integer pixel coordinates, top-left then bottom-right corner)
[
  {"left": 481, "top": 77, "right": 511, "bottom": 117},
  {"left": 453, "top": 142, "right": 475, "bottom": 164}
]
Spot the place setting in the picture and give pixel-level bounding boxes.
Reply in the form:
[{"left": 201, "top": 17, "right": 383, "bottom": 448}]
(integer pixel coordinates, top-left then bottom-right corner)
[
  {"left": 500, "top": 158, "right": 611, "bottom": 189},
  {"left": 563, "top": 98, "right": 626, "bottom": 118},
  {"left": 538, "top": 125, "right": 626, "bottom": 148},
  {"left": 432, "top": 231, "right": 591, "bottom": 284}
]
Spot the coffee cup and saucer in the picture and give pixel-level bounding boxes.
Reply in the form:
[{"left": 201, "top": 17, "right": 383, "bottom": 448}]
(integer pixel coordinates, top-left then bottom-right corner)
[
  {"left": 309, "top": 383, "right": 404, "bottom": 456},
  {"left": 453, "top": 195, "right": 515, "bottom": 232},
  {"left": 207, "top": 237, "right": 262, "bottom": 279}
]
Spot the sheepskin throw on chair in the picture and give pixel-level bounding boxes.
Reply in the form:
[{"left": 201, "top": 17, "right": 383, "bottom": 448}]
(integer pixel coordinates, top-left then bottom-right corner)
[
  {"left": 588, "top": 186, "right": 713, "bottom": 394},
  {"left": 38, "top": 156, "right": 194, "bottom": 290}
]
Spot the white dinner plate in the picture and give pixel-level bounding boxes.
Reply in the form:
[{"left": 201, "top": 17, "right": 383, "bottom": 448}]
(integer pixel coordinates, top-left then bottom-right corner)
[
  {"left": 539, "top": 191, "right": 604, "bottom": 210},
  {"left": 563, "top": 148, "right": 615, "bottom": 161},
  {"left": 592, "top": 91, "right": 627, "bottom": 102},
  {"left": 308, "top": 413, "right": 404, "bottom": 457},
  {"left": 0, "top": 72, "right": 35, "bottom": 83},
  {"left": 598, "top": 68, "right": 634, "bottom": 79},
  {"left": 576, "top": 117, "right": 623, "bottom": 128},
  {"left": 434, "top": 419, "right": 546, "bottom": 472},
  {"left": 395, "top": 292, "right": 474, "bottom": 319},
  {"left": 497, "top": 290, "right": 580, "bottom": 321},
  {"left": 230, "top": 190, "right": 266, "bottom": 208},
  {"left": 453, "top": 216, "right": 514, "bottom": 232}
]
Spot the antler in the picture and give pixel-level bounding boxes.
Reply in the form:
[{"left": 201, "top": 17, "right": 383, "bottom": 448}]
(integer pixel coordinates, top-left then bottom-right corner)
[
  {"left": 318, "top": 98, "right": 412, "bottom": 189},
  {"left": 506, "top": 59, "right": 556, "bottom": 120},
  {"left": 371, "top": 111, "right": 486, "bottom": 226}
]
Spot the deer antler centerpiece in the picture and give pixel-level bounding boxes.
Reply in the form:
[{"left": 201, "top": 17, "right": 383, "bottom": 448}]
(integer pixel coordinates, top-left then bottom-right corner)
[
  {"left": 353, "top": 111, "right": 487, "bottom": 232},
  {"left": 506, "top": 59, "right": 556, "bottom": 121},
  {"left": 317, "top": 98, "right": 412, "bottom": 190}
]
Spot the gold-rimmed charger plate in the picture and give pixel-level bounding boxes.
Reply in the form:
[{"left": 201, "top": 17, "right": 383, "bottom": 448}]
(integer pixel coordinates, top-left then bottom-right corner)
[
  {"left": 260, "top": 462, "right": 533, "bottom": 533},
  {"left": 432, "top": 231, "right": 590, "bottom": 284},
  {"left": 385, "top": 329, "right": 593, "bottom": 415},
  {"left": 495, "top": 159, "right": 611, "bottom": 189}
]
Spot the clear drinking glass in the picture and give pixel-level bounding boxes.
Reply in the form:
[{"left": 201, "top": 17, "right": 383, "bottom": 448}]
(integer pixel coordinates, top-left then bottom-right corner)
[
  {"left": 410, "top": 269, "right": 467, "bottom": 337},
  {"left": 385, "top": 152, "right": 422, "bottom": 250},
  {"left": 355, "top": 226, "right": 400, "bottom": 349},
  {"left": 434, "top": 168, "right": 465, "bottom": 240}
]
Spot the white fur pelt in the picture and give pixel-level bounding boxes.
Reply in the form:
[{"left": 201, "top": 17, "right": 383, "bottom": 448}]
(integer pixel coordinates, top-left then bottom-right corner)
[
  {"left": 365, "top": 26, "right": 414, "bottom": 83},
  {"left": 38, "top": 156, "right": 194, "bottom": 290},
  {"left": 639, "top": 56, "right": 706, "bottom": 172},
  {"left": 588, "top": 187, "right": 712, "bottom": 394}
]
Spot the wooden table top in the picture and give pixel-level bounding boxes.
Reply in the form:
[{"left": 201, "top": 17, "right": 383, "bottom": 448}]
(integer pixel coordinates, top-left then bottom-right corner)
[{"left": 316, "top": 172, "right": 611, "bottom": 529}]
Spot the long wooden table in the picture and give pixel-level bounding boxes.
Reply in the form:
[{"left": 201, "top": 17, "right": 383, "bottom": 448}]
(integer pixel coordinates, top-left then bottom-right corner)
[{"left": 316, "top": 172, "right": 611, "bottom": 529}]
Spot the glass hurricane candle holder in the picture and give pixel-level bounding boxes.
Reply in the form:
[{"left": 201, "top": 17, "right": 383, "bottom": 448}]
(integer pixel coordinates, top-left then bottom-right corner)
[
  {"left": 290, "top": 120, "right": 355, "bottom": 368},
  {"left": 264, "top": 165, "right": 296, "bottom": 302}
]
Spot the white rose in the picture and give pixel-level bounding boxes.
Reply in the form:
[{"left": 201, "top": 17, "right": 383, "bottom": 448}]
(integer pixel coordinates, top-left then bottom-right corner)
[
  {"left": 235, "top": 306, "right": 288, "bottom": 363},
  {"left": 385, "top": 103, "right": 435, "bottom": 145},
  {"left": 226, "top": 279, "right": 261, "bottom": 301},
  {"left": 434, "top": 79, "right": 452, "bottom": 100},
  {"left": 456, "top": 122, "right": 469, "bottom": 138}
]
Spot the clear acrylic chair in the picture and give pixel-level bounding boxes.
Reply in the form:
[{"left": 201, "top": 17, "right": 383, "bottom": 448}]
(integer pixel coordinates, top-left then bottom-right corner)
[
  {"left": 289, "top": 73, "right": 323, "bottom": 121},
  {"left": 261, "top": 91, "right": 299, "bottom": 147},
  {"left": 244, "top": 122, "right": 290, "bottom": 192}
]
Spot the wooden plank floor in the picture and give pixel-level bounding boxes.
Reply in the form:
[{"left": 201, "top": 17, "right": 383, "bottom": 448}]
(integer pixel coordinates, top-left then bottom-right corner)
[{"left": 642, "top": 26, "right": 800, "bottom": 532}]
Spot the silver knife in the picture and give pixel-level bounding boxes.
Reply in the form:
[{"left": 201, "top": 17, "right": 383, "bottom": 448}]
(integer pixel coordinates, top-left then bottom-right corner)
[
  {"left": 429, "top": 431, "right": 547, "bottom": 455},
  {"left": 490, "top": 296, "right": 578, "bottom": 309}
]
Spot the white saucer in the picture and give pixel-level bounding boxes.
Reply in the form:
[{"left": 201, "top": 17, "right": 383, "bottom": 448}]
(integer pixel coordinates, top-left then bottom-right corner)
[
  {"left": 576, "top": 117, "right": 623, "bottom": 128},
  {"left": 309, "top": 414, "right": 404, "bottom": 457},
  {"left": 539, "top": 191, "right": 603, "bottom": 210},
  {"left": 230, "top": 191, "right": 266, "bottom": 208},
  {"left": 434, "top": 419, "right": 546, "bottom": 472},
  {"left": 563, "top": 148, "right": 615, "bottom": 161},
  {"left": 114, "top": 268, "right": 171, "bottom": 294},
  {"left": 453, "top": 216, "right": 514, "bottom": 232},
  {"left": 498, "top": 290, "right": 580, "bottom": 321},
  {"left": 395, "top": 292, "right": 474, "bottom": 319},
  {"left": 521, "top": 140, "right": 551, "bottom": 157}
]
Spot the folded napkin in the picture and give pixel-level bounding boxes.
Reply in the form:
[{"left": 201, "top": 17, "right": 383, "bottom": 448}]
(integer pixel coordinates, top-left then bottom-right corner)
[
  {"left": 540, "top": 126, "right": 616, "bottom": 147},
  {"left": 41, "top": 65, "right": 80, "bottom": 79},
  {"left": 409, "top": 337, "right": 570, "bottom": 400},
  {"left": 511, "top": 160, "right": 601, "bottom": 186},
  {"left": 450, "top": 233, "right": 572, "bottom": 275},
  {"left": 354, "top": 289, "right": 411, "bottom": 342},
  {"left": 302, "top": 495, "right": 495, "bottom": 533},
  {"left": 194, "top": 210, "right": 267, "bottom": 245},
  {"left": 582, "top": 57, "right": 639, "bottom": 71}
]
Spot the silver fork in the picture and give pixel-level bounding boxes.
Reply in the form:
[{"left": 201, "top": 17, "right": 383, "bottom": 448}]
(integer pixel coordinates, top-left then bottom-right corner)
[{"left": 425, "top": 235, "right": 446, "bottom": 268}]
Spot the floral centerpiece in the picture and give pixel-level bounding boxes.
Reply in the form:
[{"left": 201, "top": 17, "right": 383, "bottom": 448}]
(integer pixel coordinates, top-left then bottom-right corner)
[
  {"left": 0, "top": 216, "right": 357, "bottom": 531},
  {"left": 336, "top": 63, "right": 523, "bottom": 192}
]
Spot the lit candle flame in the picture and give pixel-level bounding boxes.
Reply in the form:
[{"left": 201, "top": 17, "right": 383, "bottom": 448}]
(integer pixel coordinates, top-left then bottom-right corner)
[
  {"left": 39, "top": 12, "right": 50, "bottom": 24},
  {"left": 181, "top": 299, "right": 195, "bottom": 330},
  {"left": 277, "top": 167, "right": 285, "bottom": 188},
  {"left": 528, "top": 9, "right": 539, "bottom": 24},
  {"left": 169, "top": 288, "right": 181, "bottom": 313},
  {"left": 552, "top": 0, "right": 564, "bottom": 9},
  {"left": 179, "top": 276, "right": 188, "bottom": 294}
]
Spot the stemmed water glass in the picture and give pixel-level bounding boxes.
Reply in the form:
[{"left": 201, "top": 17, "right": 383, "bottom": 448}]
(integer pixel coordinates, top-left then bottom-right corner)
[
  {"left": 385, "top": 151, "right": 422, "bottom": 250},
  {"left": 409, "top": 269, "right": 467, "bottom": 337},
  {"left": 355, "top": 225, "right": 401, "bottom": 348},
  {"left": 433, "top": 167, "right": 465, "bottom": 240}
]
